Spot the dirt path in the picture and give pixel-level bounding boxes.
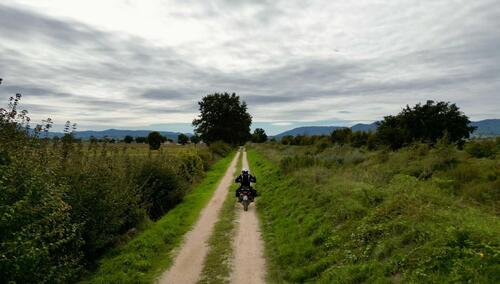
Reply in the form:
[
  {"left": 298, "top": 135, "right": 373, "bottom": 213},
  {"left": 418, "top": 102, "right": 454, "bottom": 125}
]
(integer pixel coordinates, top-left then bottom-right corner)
[
  {"left": 231, "top": 150, "right": 267, "bottom": 284},
  {"left": 158, "top": 151, "right": 241, "bottom": 284}
]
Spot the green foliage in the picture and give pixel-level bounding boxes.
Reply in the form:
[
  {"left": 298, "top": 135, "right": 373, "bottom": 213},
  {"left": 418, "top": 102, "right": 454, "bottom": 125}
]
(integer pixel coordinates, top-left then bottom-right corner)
[
  {"left": 0, "top": 95, "right": 82, "bottom": 282},
  {"left": 177, "top": 133, "right": 189, "bottom": 145},
  {"left": 137, "top": 163, "right": 185, "bottom": 220},
  {"left": 135, "top": 136, "right": 147, "bottom": 143},
  {"left": 251, "top": 128, "right": 268, "bottom": 143},
  {"left": 0, "top": 151, "right": 83, "bottom": 283},
  {"left": 249, "top": 143, "right": 500, "bottom": 283},
  {"left": 209, "top": 140, "right": 232, "bottom": 157},
  {"left": 281, "top": 134, "right": 331, "bottom": 146},
  {"left": 377, "top": 100, "right": 475, "bottom": 149},
  {"left": 85, "top": 153, "right": 235, "bottom": 283},
  {"left": 147, "top": 131, "right": 163, "bottom": 150},
  {"left": 465, "top": 139, "right": 497, "bottom": 158},
  {"left": 123, "top": 135, "right": 134, "bottom": 143},
  {"left": 0, "top": 91, "right": 225, "bottom": 282},
  {"left": 193, "top": 92, "right": 252, "bottom": 145},
  {"left": 350, "top": 131, "right": 370, "bottom": 148},
  {"left": 280, "top": 135, "right": 294, "bottom": 145},
  {"left": 331, "top": 127, "right": 352, "bottom": 145},
  {"left": 190, "top": 134, "right": 201, "bottom": 144}
]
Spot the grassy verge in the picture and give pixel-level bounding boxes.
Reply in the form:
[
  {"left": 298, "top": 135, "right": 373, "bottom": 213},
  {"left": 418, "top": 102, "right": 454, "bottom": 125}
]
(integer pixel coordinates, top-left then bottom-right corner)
[
  {"left": 198, "top": 150, "right": 242, "bottom": 284},
  {"left": 247, "top": 147, "right": 500, "bottom": 283},
  {"left": 83, "top": 151, "right": 236, "bottom": 283}
]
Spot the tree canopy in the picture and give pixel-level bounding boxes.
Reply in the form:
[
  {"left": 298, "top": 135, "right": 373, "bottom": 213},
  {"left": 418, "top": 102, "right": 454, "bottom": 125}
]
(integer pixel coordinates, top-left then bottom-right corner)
[
  {"left": 330, "top": 128, "right": 352, "bottom": 145},
  {"left": 123, "top": 135, "right": 134, "bottom": 144},
  {"left": 177, "top": 133, "right": 189, "bottom": 145},
  {"left": 190, "top": 134, "right": 201, "bottom": 144},
  {"left": 192, "top": 93, "right": 252, "bottom": 145},
  {"left": 377, "top": 100, "right": 475, "bottom": 149},
  {"left": 147, "top": 131, "right": 163, "bottom": 150},
  {"left": 251, "top": 128, "right": 268, "bottom": 143}
]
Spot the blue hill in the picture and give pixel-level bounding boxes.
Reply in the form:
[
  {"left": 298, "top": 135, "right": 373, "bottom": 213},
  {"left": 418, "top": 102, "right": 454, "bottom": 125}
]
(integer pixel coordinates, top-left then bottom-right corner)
[{"left": 273, "top": 120, "right": 500, "bottom": 138}]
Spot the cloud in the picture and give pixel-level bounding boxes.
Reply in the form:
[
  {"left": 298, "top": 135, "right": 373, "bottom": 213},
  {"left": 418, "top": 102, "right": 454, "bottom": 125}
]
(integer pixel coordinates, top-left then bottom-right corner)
[
  {"left": 1, "top": 0, "right": 499, "bottom": 133},
  {"left": 271, "top": 122, "right": 292, "bottom": 126}
]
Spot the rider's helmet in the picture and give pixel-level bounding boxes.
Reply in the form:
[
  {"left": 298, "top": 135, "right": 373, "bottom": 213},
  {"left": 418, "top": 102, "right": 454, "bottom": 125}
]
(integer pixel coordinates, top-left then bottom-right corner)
[{"left": 242, "top": 168, "right": 249, "bottom": 175}]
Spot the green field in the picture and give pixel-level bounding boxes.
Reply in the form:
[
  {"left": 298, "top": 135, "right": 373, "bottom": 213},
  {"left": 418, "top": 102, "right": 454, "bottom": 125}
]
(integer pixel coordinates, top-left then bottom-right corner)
[{"left": 249, "top": 142, "right": 500, "bottom": 283}]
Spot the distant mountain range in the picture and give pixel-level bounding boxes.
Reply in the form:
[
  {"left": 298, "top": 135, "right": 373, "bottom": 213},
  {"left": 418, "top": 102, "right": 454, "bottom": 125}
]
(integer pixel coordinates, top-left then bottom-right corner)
[
  {"left": 42, "top": 119, "right": 500, "bottom": 141},
  {"left": 46, "top": 129, "right": 192, "bottom": 140},
  {"left": 470, "top": 119, "right": 500, "bottom": 137},
  {"left": 272, "top": 123, "right": 377, "bottom": 139},
  {"left": 273, "top": 119, "right": 500, "bottom": 138}
]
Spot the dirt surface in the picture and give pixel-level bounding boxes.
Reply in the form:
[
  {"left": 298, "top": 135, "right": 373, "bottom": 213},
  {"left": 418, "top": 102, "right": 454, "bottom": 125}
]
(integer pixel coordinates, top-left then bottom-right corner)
[
  {"left": 230, "top": 150, "right": 267, "bottom": 284},
  {"left": 158, "top": 151, "right": 241, "bottom": 284}
]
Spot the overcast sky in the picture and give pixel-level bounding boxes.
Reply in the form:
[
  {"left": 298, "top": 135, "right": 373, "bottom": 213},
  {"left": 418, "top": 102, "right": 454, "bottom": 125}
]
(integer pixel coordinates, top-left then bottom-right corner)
[{"left": 1, "top": 0, "right": 499, "bottom": 134}]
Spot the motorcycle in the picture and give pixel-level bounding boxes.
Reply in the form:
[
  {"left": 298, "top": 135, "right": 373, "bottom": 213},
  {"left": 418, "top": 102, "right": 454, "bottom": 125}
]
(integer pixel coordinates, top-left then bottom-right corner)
[{"left": 238, "top": 186, "right": 254, "bottom": 211}]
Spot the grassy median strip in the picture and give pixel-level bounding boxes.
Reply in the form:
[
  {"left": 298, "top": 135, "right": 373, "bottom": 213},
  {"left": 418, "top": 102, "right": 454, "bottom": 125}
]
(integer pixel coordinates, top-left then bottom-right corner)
[
  {"left": 84, "top": 152, "right": 236, "bottom": 284},
  {"left": 198, "top": 150, "right": 242, "bottom": 284}
]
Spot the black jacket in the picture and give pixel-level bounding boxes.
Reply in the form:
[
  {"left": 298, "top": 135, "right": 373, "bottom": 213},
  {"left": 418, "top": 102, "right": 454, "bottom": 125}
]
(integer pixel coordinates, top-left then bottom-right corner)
[{"left": 235, "top": 174, "right": 256, "bottom": 187}]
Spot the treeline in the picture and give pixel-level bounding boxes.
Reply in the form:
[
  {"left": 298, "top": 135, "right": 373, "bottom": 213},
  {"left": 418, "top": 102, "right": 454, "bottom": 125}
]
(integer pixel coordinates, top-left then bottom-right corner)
[
  {"left": 279, "top": 101, "right": 483, "bottom": 151},
  {"left": 0, "top": 95, "right": 231, "bottom": 283},
  {"left": 66, "top": 132, "right": 199, "bottom": 146}
]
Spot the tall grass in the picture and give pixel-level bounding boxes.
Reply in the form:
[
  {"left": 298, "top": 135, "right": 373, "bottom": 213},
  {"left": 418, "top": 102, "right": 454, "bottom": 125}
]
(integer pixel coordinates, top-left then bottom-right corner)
[{"left": 249, "top": 142, "right": 500, "bottom": 283}]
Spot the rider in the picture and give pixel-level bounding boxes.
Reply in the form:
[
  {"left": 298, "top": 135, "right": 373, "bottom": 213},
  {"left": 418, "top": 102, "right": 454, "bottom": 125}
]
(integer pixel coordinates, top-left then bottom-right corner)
[{"left": 235, "top": 168, "right": 257, "bottom": 200}]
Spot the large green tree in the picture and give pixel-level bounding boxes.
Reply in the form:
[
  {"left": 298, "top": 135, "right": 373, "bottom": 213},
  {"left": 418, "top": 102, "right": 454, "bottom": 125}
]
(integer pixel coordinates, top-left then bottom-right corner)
[
  {"left": 251, "top": 128, "right": 268, "bottom": 143},
  {"left": 177, "top": 133, "right": 189, "bottom": 145},
  {"left": 123, "top": 135, "right": 134, "bottom": 144},
  {"left": 377, "top": 100, "right": 475, "bottom": 149},
  {"left": 147, "top": 131, "right": 163, "bottom": 150},
  {"left": 190, "top": 134, "right": 201, "bottom": 144},
  {"left": 192, "top": 93, "right": 252, "bottom": 145}
]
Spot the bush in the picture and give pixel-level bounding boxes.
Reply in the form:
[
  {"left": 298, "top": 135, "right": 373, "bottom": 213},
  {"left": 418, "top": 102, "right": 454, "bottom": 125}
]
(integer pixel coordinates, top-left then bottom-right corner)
[
  {"left": 465, "top": 140, "right": 497, "bottom": 158},
  {"left": 62, "top": 152, "right": 143, "bottom": 261},
  {"left": 0, "top": 141, "right": 83, "bottom": 283},
  {"left": 280, "top": 155, "right": 320, "bottom": 171},
  {"left": 330, "top": 128, "right": 352, "bottom": 145},
  {"left": 209, "top": 141, "right": 232, "bottom": 157},
  {"left": 137, "top": 161, "right": 187, "bottom": 220}
]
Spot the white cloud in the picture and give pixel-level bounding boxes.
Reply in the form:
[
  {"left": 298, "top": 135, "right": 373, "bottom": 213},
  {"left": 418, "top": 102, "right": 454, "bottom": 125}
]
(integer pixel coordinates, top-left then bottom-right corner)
[{"left": 1, "top": 0, "right": 499, "bottom": 132}]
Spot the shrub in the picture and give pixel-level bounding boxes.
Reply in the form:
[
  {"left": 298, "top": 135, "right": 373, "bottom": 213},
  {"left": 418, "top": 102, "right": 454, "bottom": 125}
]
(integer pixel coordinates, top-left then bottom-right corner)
[
  {"left": 0, "top": 141, "right": 83, "bottom": 283},
  {"left": 209, "top": 141, "right": 231, "bottom": 157},
  {"left": 178, "top": 133, "right": 189, "bottom": 145},
  {"left": 196, "top": 147, "right": 214, "bottom": 170},
  {"left": 351, "top": 131, "right": 370, "bottom": 148},
  {"left": 331, "top": 128, "right": 352, "bottom": 145},
  {"left": 62, "top": 153, "right": 143, "bottom": 261},
  {"left": 177, "top": 152, "right": 205, "bottom": 183},
  {"left": 465, "top": 140, "right": 497, "bottom": 158},
  {"left": 137, "top": 161, "right": 187, "bottom": 220}
]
